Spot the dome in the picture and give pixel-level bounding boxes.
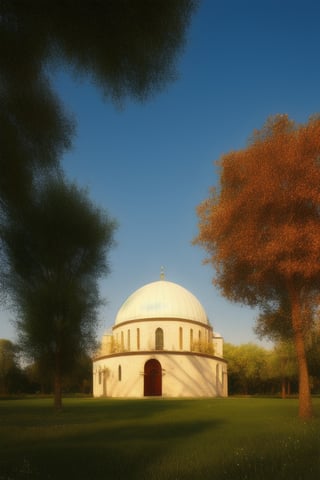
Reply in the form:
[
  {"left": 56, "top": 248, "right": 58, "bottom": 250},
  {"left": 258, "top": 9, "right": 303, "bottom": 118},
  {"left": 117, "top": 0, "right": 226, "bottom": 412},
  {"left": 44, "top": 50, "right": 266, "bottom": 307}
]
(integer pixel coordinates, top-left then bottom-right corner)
[{"left": 115, "top": 279, "right": 209, "bottom": 326}]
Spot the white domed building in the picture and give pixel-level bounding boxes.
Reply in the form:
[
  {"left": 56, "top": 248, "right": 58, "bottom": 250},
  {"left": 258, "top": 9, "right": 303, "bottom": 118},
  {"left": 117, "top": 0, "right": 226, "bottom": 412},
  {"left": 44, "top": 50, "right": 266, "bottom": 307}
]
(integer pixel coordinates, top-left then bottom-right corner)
[{"left": 93, "top": 275, "right": 228, "bottom": 397}]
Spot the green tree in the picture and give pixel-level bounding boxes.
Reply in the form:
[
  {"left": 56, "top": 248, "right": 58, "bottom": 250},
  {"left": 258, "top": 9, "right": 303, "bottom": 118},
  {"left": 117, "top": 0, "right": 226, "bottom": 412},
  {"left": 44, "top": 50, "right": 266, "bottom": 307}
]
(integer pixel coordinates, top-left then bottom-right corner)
[
  {"left": 269, "top": 341, "right": 298, "bottom": 398},
  {"left": 305, "top": 318, "right": 320, "bottom": 392},
  {"left": 2, "top": 177, "right": 116, "bottom": 408},
  {"left": 24, "top": 353, "right": 93, "bottom": 395},
  {"left": 224, "top": 342, "right": 269, "bottom": 395},
  {"left": 63, "top": 353, "right": 93, "bottom": 394},
  {"left": 255, "top": 292, "right": 320, "bottom": 395},
  {"left": 23, "top": 360, "right": 51, "bottom": 394},
  {"left": 0, "top": 338, "right": 20, "bottom": 394},
  {"left": 194, "top": 115, "right": 320, "bottom": 418},
  {"left": 254, "top": 294, "right": 293, "bottom": 343},
  {"left": 0, "top": 0, "right": 198, "bottom": 213}
]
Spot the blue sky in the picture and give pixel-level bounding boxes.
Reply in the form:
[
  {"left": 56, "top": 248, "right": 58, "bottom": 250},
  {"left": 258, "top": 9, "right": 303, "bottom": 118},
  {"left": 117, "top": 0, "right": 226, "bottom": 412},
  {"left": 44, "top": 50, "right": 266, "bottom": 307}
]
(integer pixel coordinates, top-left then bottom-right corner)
[{"left": 1, "top": 0, "right": 320, "bottom": 347}]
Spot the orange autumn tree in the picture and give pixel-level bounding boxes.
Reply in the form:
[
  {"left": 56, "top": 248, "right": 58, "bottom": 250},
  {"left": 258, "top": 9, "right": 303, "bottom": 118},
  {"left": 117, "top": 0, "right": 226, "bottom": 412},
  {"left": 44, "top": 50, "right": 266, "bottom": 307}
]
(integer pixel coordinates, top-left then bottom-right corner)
[{"left": 194, "top": 114, "right": 320, "bottom": 419}]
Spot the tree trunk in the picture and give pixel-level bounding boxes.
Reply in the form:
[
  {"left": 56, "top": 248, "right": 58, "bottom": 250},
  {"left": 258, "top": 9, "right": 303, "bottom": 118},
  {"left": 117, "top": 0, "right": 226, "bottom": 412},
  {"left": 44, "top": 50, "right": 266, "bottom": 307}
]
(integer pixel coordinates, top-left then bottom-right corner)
[
  {"left": 281, "top": 378, "right": 286, "bottom": 399},
  {"left": 287, "top": 380, "right": 291, "bottom": 396},
  {"left": 289, "top": 286, "right": 313, "bottom": 419},
  {"left": 54, "top": 353, "right": 62, "bottom": 410}
]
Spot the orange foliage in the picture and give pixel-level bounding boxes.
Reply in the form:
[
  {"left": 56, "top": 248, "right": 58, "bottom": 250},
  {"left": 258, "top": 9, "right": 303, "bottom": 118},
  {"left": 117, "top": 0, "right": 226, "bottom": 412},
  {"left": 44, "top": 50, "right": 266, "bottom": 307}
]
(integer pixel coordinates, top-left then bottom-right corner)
[
  {"left": 194, "top": 114, "right": 320, "bottom": 418},
  {"left": 195, "top": 114, "right": 320, "bottom": 299}
]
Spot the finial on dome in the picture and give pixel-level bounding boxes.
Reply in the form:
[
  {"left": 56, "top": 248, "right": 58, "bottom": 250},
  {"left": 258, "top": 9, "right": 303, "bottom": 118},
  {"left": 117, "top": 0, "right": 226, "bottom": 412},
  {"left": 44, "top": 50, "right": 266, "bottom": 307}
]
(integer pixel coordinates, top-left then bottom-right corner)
[{"left": 160, "top": 266, "right": 165, "bottom": 280}]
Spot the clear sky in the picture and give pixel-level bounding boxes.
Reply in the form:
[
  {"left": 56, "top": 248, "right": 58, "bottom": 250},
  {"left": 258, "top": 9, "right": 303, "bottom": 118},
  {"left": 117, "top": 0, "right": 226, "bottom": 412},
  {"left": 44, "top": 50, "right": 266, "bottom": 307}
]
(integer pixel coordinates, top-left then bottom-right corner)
[{"left": 1, "top": 0, "right": 320, "bottom": 347}]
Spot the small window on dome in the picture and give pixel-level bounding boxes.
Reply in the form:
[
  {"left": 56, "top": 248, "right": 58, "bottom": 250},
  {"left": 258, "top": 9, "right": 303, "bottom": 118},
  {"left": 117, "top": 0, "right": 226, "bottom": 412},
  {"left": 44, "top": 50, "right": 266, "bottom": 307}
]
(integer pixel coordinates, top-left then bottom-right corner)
[
  {"left": 137, "top": 328, "right": 140, "bottom": 350},
  {"left": 179, "top": 327, "right": 183, "bottom": 350},
  {"left": 118, "top": 365, "right": 122, "bottom": 381},
  {"left": 155, "top": 328, "right": 164, "bottom": 350},
  {"left": 190, "top": 329, "right": 193, "bottom": 350}
]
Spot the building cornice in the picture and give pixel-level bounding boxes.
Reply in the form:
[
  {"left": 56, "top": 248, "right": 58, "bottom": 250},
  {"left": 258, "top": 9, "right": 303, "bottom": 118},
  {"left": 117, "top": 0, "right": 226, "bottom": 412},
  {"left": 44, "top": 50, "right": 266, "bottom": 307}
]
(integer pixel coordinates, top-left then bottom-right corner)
[
  {"left": 113, "top": 317, "right": 213, "bottom": 331},
  {"left": 94, "top": 349, "right": 227, "bottom": 364}
]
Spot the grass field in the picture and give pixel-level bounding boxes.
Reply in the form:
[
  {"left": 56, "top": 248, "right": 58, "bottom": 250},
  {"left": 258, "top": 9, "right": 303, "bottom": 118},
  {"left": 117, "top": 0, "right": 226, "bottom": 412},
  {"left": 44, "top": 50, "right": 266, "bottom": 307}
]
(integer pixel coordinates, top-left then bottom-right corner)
[{"left": 0, "top": 397, "right": 319, "bottom": 480}]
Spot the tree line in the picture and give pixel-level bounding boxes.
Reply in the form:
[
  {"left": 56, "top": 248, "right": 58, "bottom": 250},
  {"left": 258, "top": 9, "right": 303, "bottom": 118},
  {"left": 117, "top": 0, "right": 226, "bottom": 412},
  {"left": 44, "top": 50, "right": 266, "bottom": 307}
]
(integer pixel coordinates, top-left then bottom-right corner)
[
  {"left": 0, "top": 338, "right": 92, "bottom": 396},
  {"left": 2, "top": 334, "right": 320, "bottom": 398},
  {"left": 225, "top": 337, "right": 320, "bottom": 397}
]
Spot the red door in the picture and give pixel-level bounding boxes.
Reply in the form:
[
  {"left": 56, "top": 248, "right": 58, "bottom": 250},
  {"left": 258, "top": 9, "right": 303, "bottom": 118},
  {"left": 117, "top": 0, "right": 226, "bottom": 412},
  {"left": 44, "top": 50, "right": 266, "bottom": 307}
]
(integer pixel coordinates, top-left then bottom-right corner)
[{"left": 144, "top": 359, "right": 162, "bottom": 396}]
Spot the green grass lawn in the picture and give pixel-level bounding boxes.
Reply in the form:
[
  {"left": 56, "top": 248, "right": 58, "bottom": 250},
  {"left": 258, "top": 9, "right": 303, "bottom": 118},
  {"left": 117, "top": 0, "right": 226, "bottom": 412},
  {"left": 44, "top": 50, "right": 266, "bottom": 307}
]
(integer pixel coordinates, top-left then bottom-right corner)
[{"left": 0, "top": 397, "right": 319, "bottom": 480}]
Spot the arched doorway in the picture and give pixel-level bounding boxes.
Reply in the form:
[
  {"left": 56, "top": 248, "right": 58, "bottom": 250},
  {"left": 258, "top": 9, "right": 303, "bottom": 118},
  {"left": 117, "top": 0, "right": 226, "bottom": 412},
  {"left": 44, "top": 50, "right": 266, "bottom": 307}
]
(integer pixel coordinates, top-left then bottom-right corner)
[{"left": 144, "top": 359, "right": 162, "bottom": 396}]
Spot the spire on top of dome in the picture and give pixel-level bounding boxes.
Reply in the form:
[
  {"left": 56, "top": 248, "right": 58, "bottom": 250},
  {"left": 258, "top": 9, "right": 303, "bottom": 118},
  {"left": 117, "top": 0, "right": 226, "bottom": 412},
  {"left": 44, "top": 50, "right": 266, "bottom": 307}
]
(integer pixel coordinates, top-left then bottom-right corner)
[{"left": 160, "top": 266, "right": 165, "bottom": 280}]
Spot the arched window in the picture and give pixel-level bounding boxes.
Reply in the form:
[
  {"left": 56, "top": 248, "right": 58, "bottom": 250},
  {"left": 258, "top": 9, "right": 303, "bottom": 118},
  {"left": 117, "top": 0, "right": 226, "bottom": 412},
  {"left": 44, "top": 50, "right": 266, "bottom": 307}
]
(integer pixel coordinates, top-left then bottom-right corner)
[
  {"left": 179, "top": 327, "right": 183, "bottom": 350},
  {"left": 137, "top": 328, "right": 140, "bottom": 350},
  {"left": 155, "top": 328, "right": 164, "bottom": 350},
  {"left": 190, "top": 329, "right": 193, "bottom": 350},
  {"left": 118, "top": 365, "right": 122, "bottom": 381}
]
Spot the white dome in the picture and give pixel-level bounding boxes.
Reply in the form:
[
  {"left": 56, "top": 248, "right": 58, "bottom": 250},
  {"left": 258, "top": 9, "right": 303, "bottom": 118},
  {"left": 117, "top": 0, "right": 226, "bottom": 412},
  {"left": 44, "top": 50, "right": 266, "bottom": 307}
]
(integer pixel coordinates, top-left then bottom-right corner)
[{"left": 115, "top": 280, "right": 209, "bottom": 326}]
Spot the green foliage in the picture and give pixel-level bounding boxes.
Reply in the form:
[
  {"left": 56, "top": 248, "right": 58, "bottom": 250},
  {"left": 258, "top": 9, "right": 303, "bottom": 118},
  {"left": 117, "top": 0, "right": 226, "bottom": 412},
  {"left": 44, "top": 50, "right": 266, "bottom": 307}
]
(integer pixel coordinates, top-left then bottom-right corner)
[
  {"left": 0, "top": 397, "right": 320, "bottom": 479},
  {"left": 0, "top": 0, "right": 199, "bottom": 407},
  {"left": 224, "top": 342, "right": 270, "bottom": 394},
  {"left": 0, "top": 0, "right": 198, "bottom": 213},
  {"left": 0, "top": 0, "right": 198, "bottom": 101},
  {"left": 23, "top": 353, "right": 93, "bottom": 395},
  {"left": 191, "top": 339, "right": 215, "bottom": 354},
  {"left": 2, "top": 177, "right": 116, "bottom": 406},
  {"left": 255, "top": 297, "right": 320, "bottom": 394},
  {"left": 224, "top": 341, "right": 303, "bottom": 396},
  {"left": 254, "top": 294, "right": 294, "bottom": 342},
  {"left": 306, "top": 322, "right": 320, "bottom": 391},
  {"left": 269, "top": 341, "right": 298, "bottom": 380},
  {"left": 62, "top": 353, "right": 93, "bottom": 394},
  {"left": 0, "top": 1, "right": 198, "bottom": 340},
  {"left": 254, "top": 290, "right": 318, "bottom": 343},
  {"left": 0, "top": 339, "right": 20, "bottom": 394}
]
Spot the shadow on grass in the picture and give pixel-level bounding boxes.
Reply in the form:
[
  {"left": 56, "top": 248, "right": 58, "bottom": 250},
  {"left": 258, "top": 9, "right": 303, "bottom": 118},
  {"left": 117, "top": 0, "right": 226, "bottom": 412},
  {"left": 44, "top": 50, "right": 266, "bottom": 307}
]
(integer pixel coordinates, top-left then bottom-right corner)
[
  {"left": 1, "top": 397, "right": 320, "bottom": 480},
  {"left": 0, "top": 414, "right": 225, "bottom": 479},
  {"left": 0, "top": 397, "right": 195, "bottom": 427}
]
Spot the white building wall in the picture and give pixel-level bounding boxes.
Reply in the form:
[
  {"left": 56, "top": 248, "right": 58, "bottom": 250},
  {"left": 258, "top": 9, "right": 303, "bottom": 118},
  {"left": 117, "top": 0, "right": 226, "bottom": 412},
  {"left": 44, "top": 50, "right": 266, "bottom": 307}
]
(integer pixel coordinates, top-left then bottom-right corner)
[
  {"left": 213, "top": 336, "right": 223, "bottom": 357},
  {"left": 93, "top": 352, "right": 227, "bottom": 398}
]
